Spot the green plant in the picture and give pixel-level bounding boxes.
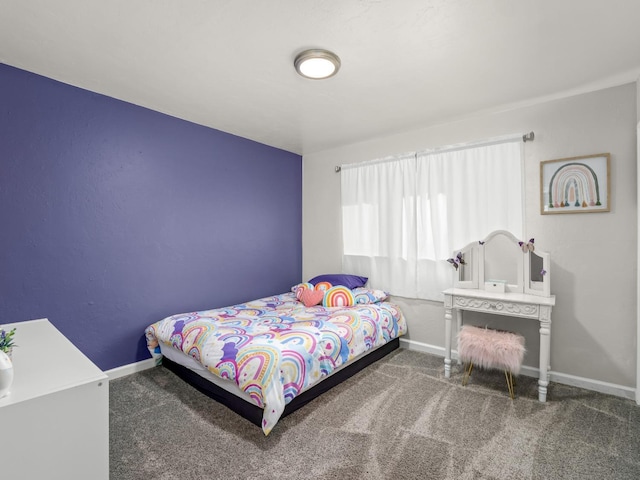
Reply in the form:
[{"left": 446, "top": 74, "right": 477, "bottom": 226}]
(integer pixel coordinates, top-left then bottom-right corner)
[{"left": 0, "top": 327, "right": 17, "bottom": 354}]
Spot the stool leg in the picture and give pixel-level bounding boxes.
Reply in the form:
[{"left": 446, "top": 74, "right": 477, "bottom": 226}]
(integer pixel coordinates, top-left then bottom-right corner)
[
  {"left": 509, "top": 371, "right": 516, "bottom": 398},
  {"left": 504, "top": 370, "right": 515, "bottom": 399},
  {"left": 462, "top": 362, "right": 473, "bottom": 386}
]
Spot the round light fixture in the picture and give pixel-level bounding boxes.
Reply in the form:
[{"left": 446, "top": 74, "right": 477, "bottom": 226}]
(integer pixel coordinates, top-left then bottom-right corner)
[{"left": 294, "top": 49, "right": 341, "bottom": 79}]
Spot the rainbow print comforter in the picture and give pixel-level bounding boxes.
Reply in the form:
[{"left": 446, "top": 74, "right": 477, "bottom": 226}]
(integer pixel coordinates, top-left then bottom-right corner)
[{"left": 145, "top": 291, "right": 406, "bottom": 435}]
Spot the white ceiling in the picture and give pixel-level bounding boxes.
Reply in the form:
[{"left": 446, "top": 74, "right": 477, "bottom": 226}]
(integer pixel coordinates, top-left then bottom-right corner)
[{"left": 1, "top": 1, "right": 640, "bottom": 155}]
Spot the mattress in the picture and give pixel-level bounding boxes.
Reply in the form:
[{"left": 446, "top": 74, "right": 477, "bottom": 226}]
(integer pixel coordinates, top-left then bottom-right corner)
[{"left": 146, "top": 289, "right": 406, "bottom": 435}]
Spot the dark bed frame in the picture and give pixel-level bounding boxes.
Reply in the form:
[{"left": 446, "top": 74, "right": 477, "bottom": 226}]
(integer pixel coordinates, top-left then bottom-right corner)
[{"left": 162, "top": 337, "right": 400, "bottom": 428}]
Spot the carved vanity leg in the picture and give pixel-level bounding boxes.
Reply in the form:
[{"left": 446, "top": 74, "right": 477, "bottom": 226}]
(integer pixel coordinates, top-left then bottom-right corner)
[
  {"left": 538, "top": 307, "right": 552, "bottom": 402},
  {"left": 444, "top": 295, "right": 453, "bottom": 378},
  {"left": 455, "top": 309, "right": 463, "bottom": 365}
]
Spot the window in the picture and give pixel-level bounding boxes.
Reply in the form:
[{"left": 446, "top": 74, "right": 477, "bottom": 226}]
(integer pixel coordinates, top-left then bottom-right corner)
[{"left": 341, "top": 136, "right": 524, "bottom": 301}]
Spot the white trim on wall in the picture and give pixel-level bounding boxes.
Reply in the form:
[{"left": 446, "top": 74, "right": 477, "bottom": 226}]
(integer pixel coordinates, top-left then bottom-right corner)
[
  {"left": 105, "top": 358, "right": 157, "bottom": 381},
  {"left": 107, "top": 341, "right": 636, "bottom": 401},
  {"left": 400, "top": 338, "right": 636, "bottom": 401},
  {"left": 637, "top": 120, "right": 640, "bottom": 405}
]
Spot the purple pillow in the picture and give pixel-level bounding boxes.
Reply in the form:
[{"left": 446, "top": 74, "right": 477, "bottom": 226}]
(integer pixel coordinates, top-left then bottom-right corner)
[{"left": 308, "top": 274, "right": 368, "bottom": 290}]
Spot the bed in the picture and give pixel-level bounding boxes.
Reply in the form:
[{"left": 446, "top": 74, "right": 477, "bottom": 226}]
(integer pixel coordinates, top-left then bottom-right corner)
[{"left": 145, "top": 279, "right": 407, "bottom": 435}]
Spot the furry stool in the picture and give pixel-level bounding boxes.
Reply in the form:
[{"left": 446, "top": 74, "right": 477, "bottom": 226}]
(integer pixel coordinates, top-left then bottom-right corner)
[{"left": 457, "top": 325, "right": 525, "bottom": 399}]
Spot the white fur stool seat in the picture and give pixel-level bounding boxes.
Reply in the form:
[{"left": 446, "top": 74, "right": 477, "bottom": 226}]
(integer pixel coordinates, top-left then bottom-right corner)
[{"left": 457, "top": 325, "right": 525, "bottom": 398}]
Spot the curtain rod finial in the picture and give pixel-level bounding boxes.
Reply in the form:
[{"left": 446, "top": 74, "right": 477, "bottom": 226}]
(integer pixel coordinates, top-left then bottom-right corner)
[
  {"left": 523, "top": 131, "right": 535, "bottom": 142},
  {"left": 335, "top": 166, "right": 342, "bottom": 173}
]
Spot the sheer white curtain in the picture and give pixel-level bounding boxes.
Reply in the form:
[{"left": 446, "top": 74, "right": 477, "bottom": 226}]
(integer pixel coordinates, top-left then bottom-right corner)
[
  {"left": 416, "top": 139, "right": 524, "bottom": 300},
  {"left": 342, "top": 136, "right": 523, "bottom": 301},
  {"left": 341, "top": 153, "right": 418, "bottom": 297}
]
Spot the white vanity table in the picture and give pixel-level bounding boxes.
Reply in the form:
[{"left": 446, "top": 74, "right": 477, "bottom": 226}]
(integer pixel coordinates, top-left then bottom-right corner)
[{"left": 443, "top": 230, "right": 556, "bottom": 402}]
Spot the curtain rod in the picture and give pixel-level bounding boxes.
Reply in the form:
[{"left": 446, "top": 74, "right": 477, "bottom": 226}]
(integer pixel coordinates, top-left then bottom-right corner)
[{"left": 335, "top": 131, "right": 535, "bottom": 173}]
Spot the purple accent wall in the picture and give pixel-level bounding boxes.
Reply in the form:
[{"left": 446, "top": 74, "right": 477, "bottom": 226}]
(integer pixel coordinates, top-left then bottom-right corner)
[{"left": 0, "top": 63, "right": 302, "bottom": 371}]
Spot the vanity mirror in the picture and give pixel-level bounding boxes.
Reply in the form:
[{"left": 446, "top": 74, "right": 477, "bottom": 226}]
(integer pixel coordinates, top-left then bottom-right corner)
[
  {"left": 451, "top": 230, "right": 551, "bottom": 297},
  {"left": 452, "top": 242, "right": 478, "bottom": 289},
  {"left": 524, "top": 249, "right": 551, "bottom": 297},
  {"left": 482, "top": 231, "right": 523, "bottom": 293}
]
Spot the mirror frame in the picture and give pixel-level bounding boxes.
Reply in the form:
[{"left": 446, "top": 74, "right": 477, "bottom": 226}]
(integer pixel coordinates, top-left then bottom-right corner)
[
  {"left": 453, "top": 240, "right": 479, "bottom": 289},
  {"left": 524, "top": 249, "right": 551, "bottom": 297},
  {"left": 451, "top": 230, "right": 551, "bottom": 297},
  {"left": 479, "top": 230, "right": 523, "bottom": 293}
]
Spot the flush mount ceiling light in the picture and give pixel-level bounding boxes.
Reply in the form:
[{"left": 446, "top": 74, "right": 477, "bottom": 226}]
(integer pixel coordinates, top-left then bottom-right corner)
[{"left": 294, "top": 49, "right": 341, "bottom": 79}]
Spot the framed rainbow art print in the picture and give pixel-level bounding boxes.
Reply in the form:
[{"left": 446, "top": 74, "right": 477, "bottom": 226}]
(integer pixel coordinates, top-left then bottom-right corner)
[{"left": 540, "top": 153, "right": 610, "bottom": 215}]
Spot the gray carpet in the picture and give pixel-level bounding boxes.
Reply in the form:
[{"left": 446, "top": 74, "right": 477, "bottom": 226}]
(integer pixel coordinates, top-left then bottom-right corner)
[{"left": 110, "top": 349, "right": 640, "bottom": 479}]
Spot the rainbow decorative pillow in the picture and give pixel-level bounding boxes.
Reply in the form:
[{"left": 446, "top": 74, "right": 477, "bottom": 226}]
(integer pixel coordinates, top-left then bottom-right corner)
[
  {"left": 352, "top": 287, "right": 389, "bottom": 304},
  {"left": 314, "top": 281, "right": 333, "bottom": 292},
  {"left": 322, "top": 285, "right": 355, "bottom": 307},
  {"left": 291, "top": 282, "right": 306, "bottom": 292},
  {"left": 293, "top": 284, "right": 385, "bottom": 307},
  {"left": 294, "top": 282, "right": 315, "bottom": 300}
]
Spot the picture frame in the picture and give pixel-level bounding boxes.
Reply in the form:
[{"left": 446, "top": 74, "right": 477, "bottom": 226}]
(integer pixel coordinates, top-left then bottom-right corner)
[{"left": 540, "top": 153, "right": 610, "bottom": 214}]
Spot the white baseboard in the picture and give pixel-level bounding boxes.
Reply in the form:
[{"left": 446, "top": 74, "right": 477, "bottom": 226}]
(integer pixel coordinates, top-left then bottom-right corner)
[
  {"left": 547, "top": 370, "right": 636, "bottom": 400},
  {"left": 400, "top": 338, "right": 636, "bottom": 401},
  {"left": 106, "top": 341, "right": 637, "bottom": 402},
  {"left": 399, "top": 337, "right": 445, "bottom": 357},
  {"left": 105, "top": 358, "right": 157, "bottom": 381}
]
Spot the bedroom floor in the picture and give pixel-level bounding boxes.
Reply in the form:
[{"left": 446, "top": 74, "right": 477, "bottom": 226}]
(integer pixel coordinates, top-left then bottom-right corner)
[{"left": 110, "top": 349, "right": 640, "bottom": 479}]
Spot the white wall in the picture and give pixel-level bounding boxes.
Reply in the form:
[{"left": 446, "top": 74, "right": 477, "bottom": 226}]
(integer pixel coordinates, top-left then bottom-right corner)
[{"left": 303, "top": 83, "right": 637, "bottom": 390}]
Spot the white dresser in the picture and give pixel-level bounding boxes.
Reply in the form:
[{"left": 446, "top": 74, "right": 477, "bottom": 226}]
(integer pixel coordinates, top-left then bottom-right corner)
[{"left": 0, "top": 318, "right": 108, "bottom": 479}]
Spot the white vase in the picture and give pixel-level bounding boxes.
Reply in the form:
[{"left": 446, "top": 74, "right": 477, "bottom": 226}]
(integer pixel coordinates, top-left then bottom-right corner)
[{"left": 0, "top": 350, "right": 14, "bottom": 398}]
